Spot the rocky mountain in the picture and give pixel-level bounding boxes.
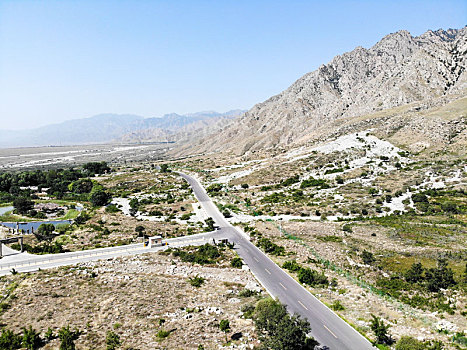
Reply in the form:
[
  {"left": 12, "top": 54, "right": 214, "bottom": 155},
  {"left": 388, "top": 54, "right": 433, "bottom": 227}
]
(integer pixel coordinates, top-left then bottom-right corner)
[
  {"left": 186, "top": 27, "right": 466, "bottom": 155},
  {"left": 0, "top": 110, "right": 244, "bottom": 148}
]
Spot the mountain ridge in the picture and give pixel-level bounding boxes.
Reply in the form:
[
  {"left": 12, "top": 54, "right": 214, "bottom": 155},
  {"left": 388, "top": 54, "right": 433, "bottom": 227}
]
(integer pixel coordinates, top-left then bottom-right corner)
[
  {"left": 182, "top": 27, "right": 466, "bottom": 156},
  {"left": 0, "top": 110, "right": 245, "bottom": 148}
]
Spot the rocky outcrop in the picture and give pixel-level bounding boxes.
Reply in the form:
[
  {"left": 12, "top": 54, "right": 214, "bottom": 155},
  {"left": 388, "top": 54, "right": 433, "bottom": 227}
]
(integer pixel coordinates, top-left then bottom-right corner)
[{"left": 188, "top": 27, "right": 466, "bottom": 155}]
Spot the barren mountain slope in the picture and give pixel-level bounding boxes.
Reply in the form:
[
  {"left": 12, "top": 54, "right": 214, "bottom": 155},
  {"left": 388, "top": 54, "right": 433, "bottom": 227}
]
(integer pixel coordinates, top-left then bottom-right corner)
[{"left": 183, "top": 27, "right": 466, "bottom": 156}]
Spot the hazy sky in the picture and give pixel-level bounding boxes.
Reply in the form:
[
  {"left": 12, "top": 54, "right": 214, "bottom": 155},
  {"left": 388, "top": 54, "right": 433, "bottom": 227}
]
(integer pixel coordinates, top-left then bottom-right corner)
[{"left": 0, "top": 1, "right": 465, "bottom": 130}]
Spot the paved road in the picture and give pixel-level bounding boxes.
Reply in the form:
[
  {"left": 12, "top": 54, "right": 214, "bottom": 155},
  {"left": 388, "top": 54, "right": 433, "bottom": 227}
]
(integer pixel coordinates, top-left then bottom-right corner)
[
  {"left": 178, "top": 171, "right": 375, "bottom": 350},
  {"left": 0, "top": 232, "right": 220, "bottom": 276}
]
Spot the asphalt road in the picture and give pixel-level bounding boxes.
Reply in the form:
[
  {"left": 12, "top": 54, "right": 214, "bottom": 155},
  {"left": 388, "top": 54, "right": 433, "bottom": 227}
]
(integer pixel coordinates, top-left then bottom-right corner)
[
  {"left": 178, "top": 171, "right": 375, "bottom": 350},
  {"left": 0, "top": 232, "right": 219, "bottom": 276}
]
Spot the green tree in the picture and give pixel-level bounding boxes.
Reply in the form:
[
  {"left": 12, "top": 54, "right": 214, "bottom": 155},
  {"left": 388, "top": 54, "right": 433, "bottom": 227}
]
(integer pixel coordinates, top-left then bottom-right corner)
[
  {"left": 205, "top": 217, "right": 215, "bottom": 231},
  {"left": 159, "top": 164, "right": 170, "bottom": 172},
  {"left": 58, "top": 325, "right": 80, "bottom": 350},
  {"left": 411, "top": 193, "right": 428, "bottom": 203},
  {"left": 254, "top": 298, "right": 316, "bottom": 350},
  {"left": 22, "top": 326, "right": 41, "bottom": 350},
  {"left": 404, "top": 263, "right": 424, "bottom": 283},
  {"left": 105, "top": 331, "right": 121, "bottom": 350},
  {"left": 13, "top": 196, "right": 34, "bottom": 214},
  {"left": 425, "top": 259, "right": 456, "bottom": 292},
  {"left": 37, "top": 223, "right": 55, "bottom": 235},
  {"left": 69, "top": 178, "right": 93, "bottom": 193},
  {"left": 441, "top": 201, "right": 458, "bottom": 214},
  {"left": 370, "top": 314, "right": 392, "bottom": 345},
  {"left": 135, "top": 225, "right": 145, "bottom": 237},
  {"left": 89, "top": 189, "right": 111, "bottom": 207}
]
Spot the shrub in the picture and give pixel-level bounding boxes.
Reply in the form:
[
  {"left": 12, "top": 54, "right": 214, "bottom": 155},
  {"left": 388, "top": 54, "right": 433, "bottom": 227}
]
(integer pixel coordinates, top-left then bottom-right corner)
[
  {"left": 238, "top": 289, "right": 257, "bottom": 298},
  {"left": 105, "top": 204, "right": 120, "bottom": 213},
  {"left": 58, "top": 325, "right": 80, "bottom": 350},
  {"left": 0, "top": 329, "right": 22, "bottom": 349},
  {"left": 342, "top": 224, "right": 352, "bottom": 233},
  {"left": 219, "top": 319, "right": 230, "bottom": 332},
  {"left": 231, "top": 257, "right": 243, "bottom": 268},
  {"left": 361, "top": 250, "right": 376, "bottom": 265},
  {"left": 298, "top": 267, "right": 328, "bottom": 287},
  {"left": 156, "top": 329, "right": 170, "bottom": 339},
  {"left": 411, "top": 193, "right": 428, "bottom": 203},
  {"left": 256, "top": 238, "right": 285, "bottom": 256},
  {"left": 370, "top": 314, "right": 392, "bottom": 345},
  {"left": 188, "top": 275, "right": 205, "bottom": 288},
  {"left": 330, "top": 300, "right": 345, "bottom": 311},
  {"left": 22, "top": 325, "right": 41, "bottom": 350},
  {"left": 105, "top": 331, "right": 121, "bottom": 350},
  {"left": 282, "top": 260, "right": 301, "bottom": 272}
]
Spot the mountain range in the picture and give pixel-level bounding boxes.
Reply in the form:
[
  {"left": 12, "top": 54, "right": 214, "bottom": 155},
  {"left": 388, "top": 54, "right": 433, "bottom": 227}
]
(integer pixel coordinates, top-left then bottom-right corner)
[
  {"left": 0, "top": 110, "right": 245, "bottom": 148},
  {"left": 183, "top": 27, "right": 466, "bottom": 156}
]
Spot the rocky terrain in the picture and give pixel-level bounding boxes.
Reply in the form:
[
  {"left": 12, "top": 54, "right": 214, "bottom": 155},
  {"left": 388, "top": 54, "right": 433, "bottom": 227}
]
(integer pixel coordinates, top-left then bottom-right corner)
[
  {"left": 184, "top": 27, "right": 466, "bottom": 156},
  {"left": 0, "top": 252, "right": 263, "bottom": 349}
]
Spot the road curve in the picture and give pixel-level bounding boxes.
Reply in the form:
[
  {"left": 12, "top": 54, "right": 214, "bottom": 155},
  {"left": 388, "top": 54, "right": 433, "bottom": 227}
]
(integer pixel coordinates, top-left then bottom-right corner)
[{"left": 178, "top": 171, "right": 375, "bottom": 350}]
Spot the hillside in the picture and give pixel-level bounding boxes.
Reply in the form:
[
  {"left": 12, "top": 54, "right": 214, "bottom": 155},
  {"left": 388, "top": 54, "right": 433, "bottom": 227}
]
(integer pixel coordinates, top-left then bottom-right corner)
[{"left": 184, "top": 27, "right": 466, "bottom": 156}]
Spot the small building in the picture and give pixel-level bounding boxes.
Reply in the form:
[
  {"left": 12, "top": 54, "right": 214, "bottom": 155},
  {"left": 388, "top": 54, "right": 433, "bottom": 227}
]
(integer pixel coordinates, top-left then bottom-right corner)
[{"left": 148, "top": 235, "right": 163, "bottom": 248}]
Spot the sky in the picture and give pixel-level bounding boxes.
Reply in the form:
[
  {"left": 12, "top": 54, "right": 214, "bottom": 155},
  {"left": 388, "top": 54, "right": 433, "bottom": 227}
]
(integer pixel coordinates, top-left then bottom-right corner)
[{"left": 0, "top": 1, "right": 465, "bottom": 130}]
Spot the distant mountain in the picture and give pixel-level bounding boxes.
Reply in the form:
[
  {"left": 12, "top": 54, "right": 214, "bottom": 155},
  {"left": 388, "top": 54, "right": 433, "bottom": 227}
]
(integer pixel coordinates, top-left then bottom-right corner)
[
  {"left": 0, "top": 110, "right": 245, "bottom": 148},
  {"left": 186, "top": 27, "right": 466, "bottom": 155}
]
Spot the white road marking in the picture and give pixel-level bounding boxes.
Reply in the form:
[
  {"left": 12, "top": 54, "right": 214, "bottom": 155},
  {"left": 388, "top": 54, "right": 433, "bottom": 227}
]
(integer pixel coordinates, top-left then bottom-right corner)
[
  {"left": 279, "top": 282, "right": 287, "bottom": 290},
  {"left": 324, "top": 324, "right": 338, "bottom": 338},
  {"left": 253, "top": 256, "right": 259, "bottom": 262},
  {"left": 298, "top": 300, "right": 308, "bottom": 310},
  {"left": 265, "top": 268, "right": 271, "bottom": 275}
]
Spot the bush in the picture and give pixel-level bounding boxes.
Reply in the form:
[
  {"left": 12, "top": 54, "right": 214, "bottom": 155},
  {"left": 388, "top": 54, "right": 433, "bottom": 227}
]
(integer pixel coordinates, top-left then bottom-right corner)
[
  {"left": 411, "top": 193, "right": 428, "bottom": 203},
  {"left": 256, "top": 238, "right": 285, "bottom": 256},
  {"left": 441, "top": 201, "right": 458, "bottom": 214},
  {"left": 188, "top": 275, "right": 205, "bottom": 288},
  {"left": 105, "top": 204, "right": 120, "bottom": 213},
  {"left": 282, "top": 260, "right": 301, "bottom": 272},
  {"left": 22, "top": 326, "right": 42, "bottom": 350},
  {"left": 207, "top": 184, "right": 223, "bottom": 194},
  {"left": 58, "top": 325, "right": 80, "bottom": 350},
  {"left": 156, "top": 329, "right": 170, "bottom": 339},
  {"left": 0, "top": 329, "right": 22, "bottom": 349},
  {"left": 330, "top": 300, "right": 345, "bottom": 311},
  {"left": 370, "top": 314, "right": 392, "bottom": 345},
  {"left": 297, "top": 267, "right": 328, "bottom": 287},
  {"left": 219, "top": 319, "right": 230, "bottom": 332},
  {"left": 105, "top": 331, "right": 121, "bottom": 350},
  {"left": 361, "top": 250, "right": 376, "bottom": 265},
  {"left": 395, "top": 336, "right": 442, "bottom": 350},
  {"left": 231, "top": 257, "right": 243, "bottom": 268},
  {"left": 342, "top": 224, "right": 352, "bottom": 233},
  {"left": 238, "top": 289, "right": 258, "bottom": 298},
  {"left": 173, "top": 244, "right": 221, "bottom": 265}
]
